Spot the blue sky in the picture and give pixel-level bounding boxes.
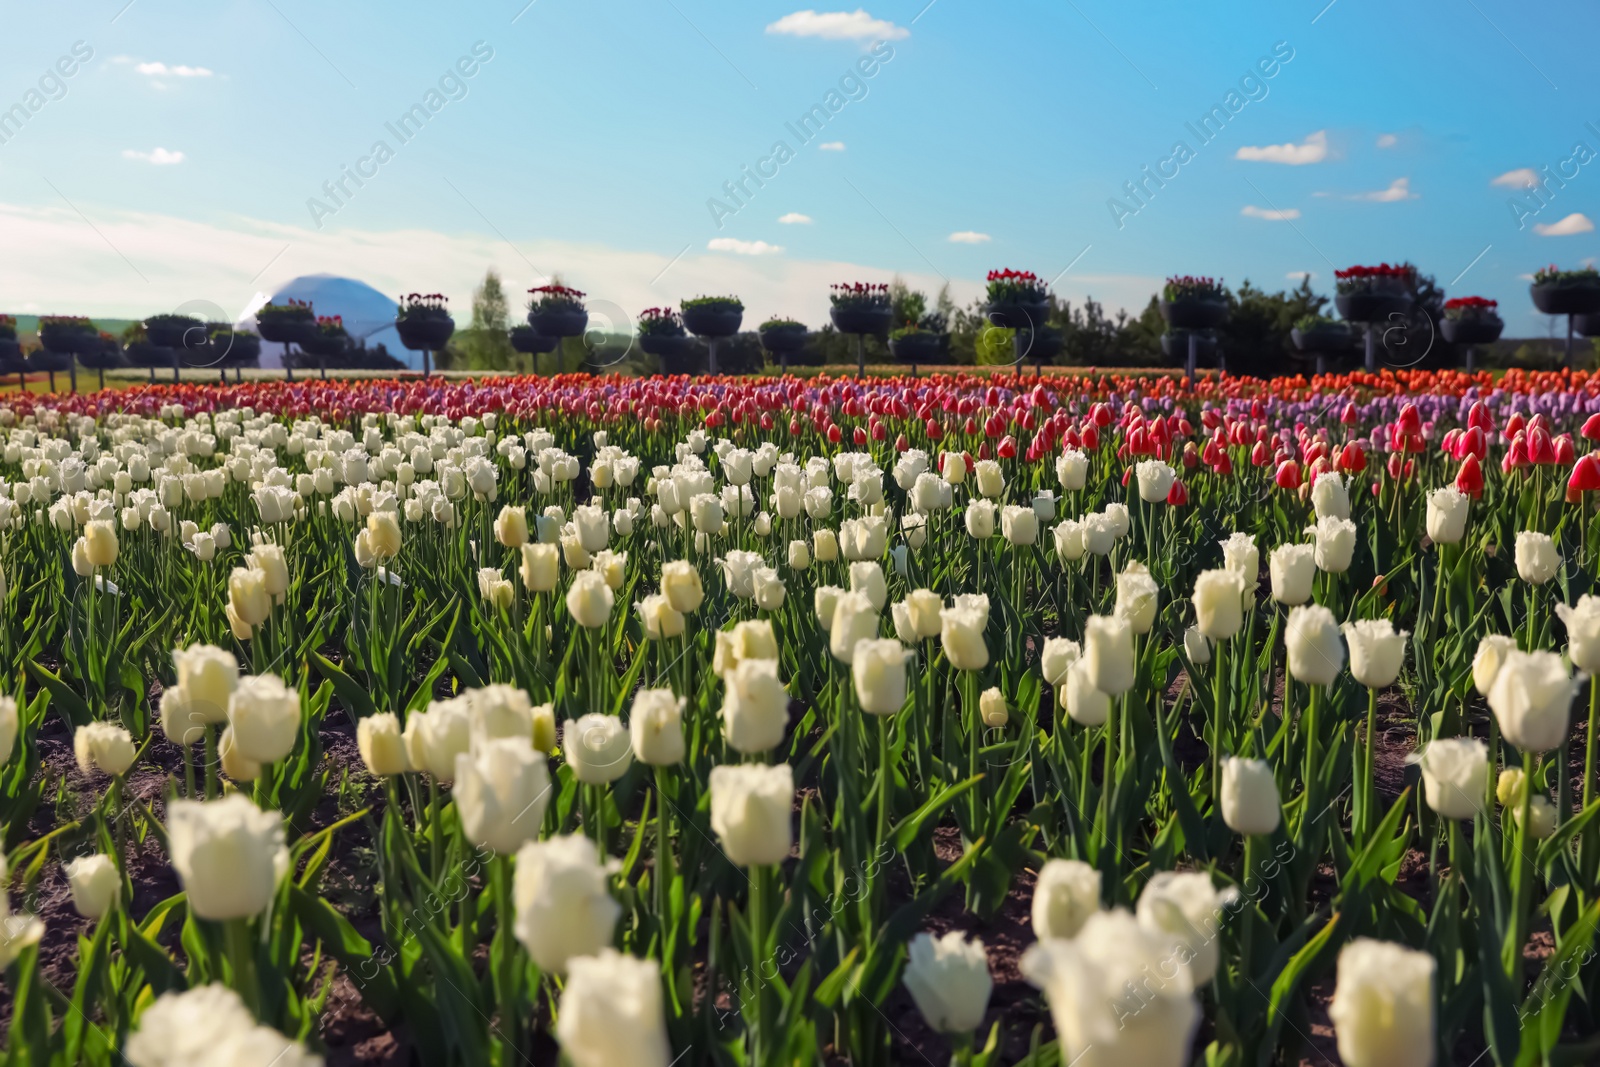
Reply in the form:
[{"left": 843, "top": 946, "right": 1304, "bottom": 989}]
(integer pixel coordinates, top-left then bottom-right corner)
[{"left": 1, "top": 0, "right": 1597, "bottom": 334}]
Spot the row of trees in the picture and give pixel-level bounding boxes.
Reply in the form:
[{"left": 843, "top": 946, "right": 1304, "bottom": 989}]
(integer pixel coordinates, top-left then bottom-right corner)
[{"left": 436, "top": 269, "right": 1592, "bottom": 378}]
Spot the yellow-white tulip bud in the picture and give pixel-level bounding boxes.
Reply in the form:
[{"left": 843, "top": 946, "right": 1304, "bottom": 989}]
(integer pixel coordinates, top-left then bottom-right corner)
[{"left": 709, "top": 762, "right": 793, "bottom": 867}]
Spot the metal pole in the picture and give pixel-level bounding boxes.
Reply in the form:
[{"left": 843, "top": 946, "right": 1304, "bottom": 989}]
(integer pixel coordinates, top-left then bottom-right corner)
[
  {"left": 1185, "top": 332, "right": 1197, "bottom": 385},
  {"left": 423, "top": 350, "right": 431, "bottom": 379},
  {"left": 1365, "top": 324, "right": 1377, "bottom": 373},
  {"left": 1567, "top": 315, "right": 1576, "bottom": 369},
  {"left": 856, "top": 334, "right": 864, "bottom": 378},
  {"left": 1465, "top": 345, "right": 1475, "bottom": 373},
  {"left": 708, "top": 338, "right": 719, "bottom": 376}
]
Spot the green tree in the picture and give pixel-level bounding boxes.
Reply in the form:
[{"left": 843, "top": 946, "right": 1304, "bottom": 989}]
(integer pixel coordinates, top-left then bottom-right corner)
[{"left": 442, "top": 269, "right": 516, "bottom": 371}]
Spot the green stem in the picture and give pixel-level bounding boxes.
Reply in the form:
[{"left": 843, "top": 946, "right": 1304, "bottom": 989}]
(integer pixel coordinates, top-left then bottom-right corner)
[
  {"left": 223, "top": 919, "right": 262, "bottom": 1016},
  {"left": 1360, "top": 688, "right": 1377, "bottom": 840},
  {"left": 1508, "top": 750, "right": 1536, "bottom": 978},
  {"left": 492, "top": 855, "right": 520, "bottom": 1060}
]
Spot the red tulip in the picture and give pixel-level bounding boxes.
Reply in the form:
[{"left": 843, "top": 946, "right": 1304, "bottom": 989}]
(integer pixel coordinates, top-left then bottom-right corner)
[
  {"left": 1467, "top": 400, "right": 1493, "bottom": 434},
  {"left": 1250, "top": 440, "right": 1271, "bottom": 467},
  {"left": 1274, "top": 459, "right": 1302, "bottom": 490},
  {"left": 1554, "top": 433, "right": 1576, "bottom": 465},
  {"left": 1455, "top": 454, "right": 1484, "bottom": 498},
  {"left": 1582, "top": 412, "right": 1600, "bottom": 442},
  {"left": 1528, "top": 426, "right": 1557, "bottom": 465},
  {"left": 1167, "top": 480, "right": 1189, "bottom": 506},
  {"left": 1570, "top": 453, "right": 1600, "bottom": 494}
]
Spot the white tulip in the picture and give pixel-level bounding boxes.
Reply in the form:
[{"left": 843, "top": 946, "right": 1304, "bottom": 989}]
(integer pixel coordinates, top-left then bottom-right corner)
[
  {"left": 708, "top": 762, "right": 794, "bottom": 866},
  {"left": 902, "top": 930, "right": 993, "bottom": 1035},
  {"left": 1031, "top": 857, "right": 1101, "bottom": 940},
  {"left": 1021, "top": 909, "right": 1199, "bottom": 1067},
  {"left": 1220, "top": 757, "right": 1280, "bottom": 835},
  {"left": 1328, "top": 938, "right": 1435, "bottom": 1067},
  {"left": 1412, "top": 738, "right": 1488, "bottom": 820},
  {"left": 513, "top": 835, "right": 622, "bottom": 975}
]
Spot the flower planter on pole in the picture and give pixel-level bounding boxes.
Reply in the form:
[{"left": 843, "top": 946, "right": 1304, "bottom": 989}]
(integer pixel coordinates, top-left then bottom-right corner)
[
  {"left": 0, "top": 340, "right": 25, "bottom": 391},
  {"left": 1530, "top": 267, "right": 1600, "bottom": 368},
  {"left": 681, "top": 298, "right": 743, "bottom": 375},
  {"left": 1291, "top": 319, "right": 1353, "bottom": 377},
  {"left": 38, "top": 316, "right": 97, "bottom": 388},
  {"left": 527, "top": 285, "right": 588, "bottom": 376},
  {"left": 1440, "top": 298, "right": 1503, "bottom": 373},
  {"left": 1334, "top": 264, "right": 1414, "bottom": 372},
  {"left": 212, "top": 329, "right": 261, "bottom": 385},
  {"left": 126, "top": 342, "right": 177, "bottom": 384},
  {"left": 983, "top": 269, "right": 1053, "bottom": 373},
  {"left": 1014, "top": 324, "right": 1062, "bottom": 376},
  {"left": 1161, "top": 329, "right": 1219, "bottom": 379},
  {"left": 255, "top": 301, "right": 316, "bottom": 382},
  {"left": 829, "top": 283, "right": 892, "bottom": 378},
  {"left": 396, "top": 294, "right": 455, "bottom": 379},
  {"left": 1160, "top": 276, "right": 1230, "bottom": 383},
  {"left": 757, "top": 320, "right": 808, "bottom": 373},
  {"left": 638, "top": 309, "right": 698, "bottom": 375},
  {"left": 27, "top": 347, "right": 71, "bottom": 394},
  {"left": 887, "top": 329, "right": 949, "bottom": 378},
  {"left": 77, "top": 334, "right": 127, "bottom": 391},
  {"left": 510, "top": 326, "right": 559, "bottom": 370},
  {"left": 302, "top": 317, "right": 350, "bottom": 379}
]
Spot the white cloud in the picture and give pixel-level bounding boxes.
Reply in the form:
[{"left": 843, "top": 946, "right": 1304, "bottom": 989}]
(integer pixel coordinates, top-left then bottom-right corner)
[
  {"left": 0, "top": 199, "right": 992, "bottom": 331},
  {"left": 1534, "top": 212, "right": 1595, "bottom": 237},
  {"left": 707, "top": 237, "right": 784, "bottom": 255},
  {"left": 1235, "top": 130, "right": 1328, "bottom": 165},
  {"left": 122, "top": 147, "right": 185, "bottom": 165},
  {"left": 134, "top": 61, "right": 213, "bottom": 77},
  {"left": 1240, "top": 205, "right": 1301, "bottom": 221},
  {"left": 818, "top": 141, "right": 846, "bottom": 151},
  {"left": 1287, "top": 271, "right": 1316, "bottom": 280},
  {"left": 948, "top": 231, "right": 991, "bottom": 244},
  {"left": 1352, "top": 177, "right": 1417, "bottom": 202},
  {"left": 766, "top": 9, "right": 909, "bottom": 41},
  {"left": 1492, "top": 167, "right": 1539, "bottom": 189},
  {"left": 777, "top": 212, "right": 813, "bottom": 224},
  {"left": 1376, "top": 133, "right": 1398, "bottom": 148}
]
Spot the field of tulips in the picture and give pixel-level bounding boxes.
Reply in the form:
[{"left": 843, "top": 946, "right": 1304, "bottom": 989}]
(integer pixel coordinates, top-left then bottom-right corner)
[{"left": 3, "top": 365, "right": 1600, "bottom": 1066}]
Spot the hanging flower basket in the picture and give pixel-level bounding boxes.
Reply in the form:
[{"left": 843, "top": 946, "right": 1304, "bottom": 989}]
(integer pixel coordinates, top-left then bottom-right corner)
[
  {"left": 396, "top": 294, "right": 456, "bottom": 350},
  {"left": 1159, "top": 276, "right": 1230, "bottom": 330},
  {"left": 758, "top": 320, "right": 808, "bottom": 357},
  {"left": 510, "top": 326, "right": 558, "bottom": 355},
  {"left": 527, "top": 284, "right": 588, "bottom": 337},
  {"left": 680, "top": 297, "right": 743, "bottom": 338},
  {"left": 1529, "top": 266, "right": 1600, "bottom": 316},
  {"left": 888, "top": 330, "right": 949, "bottom": 365},
  {"left": 38, "top": 317, "right": 98, "bottom": 355},
  {"left": 829, "top": 282, "right": 892, "bottom": 336},
  {"left": 983, "top": 269, "right": 1051, "bottom": 330},
  {"left": 1439, "top": 297, "right": 1504, "bottom": 345},
  {"left": 1291, "top": 318, "right": 1354, "bottom": 352},
  {"left": 256, "top": 301, "right": 317, "bottom": 344},
  {"left": 1334, "top": 264, "right": 1414, "bottom": 323}
]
